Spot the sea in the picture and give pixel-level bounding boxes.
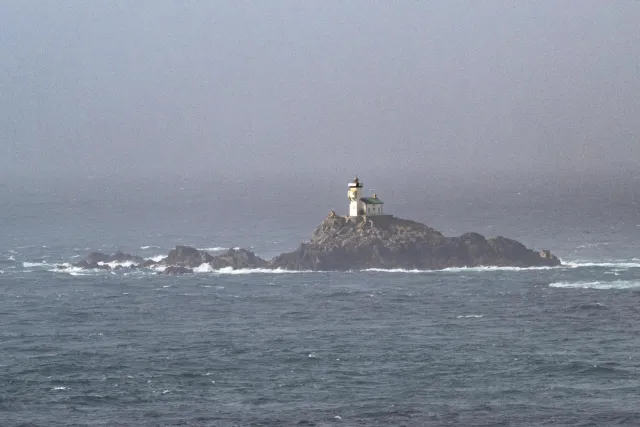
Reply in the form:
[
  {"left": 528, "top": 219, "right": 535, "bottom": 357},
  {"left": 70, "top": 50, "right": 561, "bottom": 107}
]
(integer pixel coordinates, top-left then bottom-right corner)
[{"left": 1, "top": 176, "right": 639, "bottom": 426}]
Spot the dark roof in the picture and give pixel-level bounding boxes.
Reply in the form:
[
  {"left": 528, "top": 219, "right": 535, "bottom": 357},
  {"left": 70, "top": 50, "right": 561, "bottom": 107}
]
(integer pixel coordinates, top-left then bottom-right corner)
[{"left": 360, "top": 197, "right": 384, "bottom": 205}]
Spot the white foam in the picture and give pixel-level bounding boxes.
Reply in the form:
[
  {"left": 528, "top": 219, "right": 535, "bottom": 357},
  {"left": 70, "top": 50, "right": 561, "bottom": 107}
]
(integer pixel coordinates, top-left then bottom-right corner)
[
  {"left": 97, "top": 260, "right": 139, "bottom": 269},
  {"left": 550, "top": 280, "right": 640, "bottom": 290},
  {"left": 364, "top": 265, "right": 558, "bottom": 273},
  {"left": 140, "top": 245, "right": 160, "bottom": 249},
  {"left": 194, "top": 263, "right": 214, "bottom": 273},
  {"left": 457, "top": 314, "right": 483, "bottom": 318},
  {"left": 9, "top": 255, "right": 15, "bottom": 261},
  {"left": 50, "top": 266, "right": 97, "bottom": 276},
  {"left": 565, "top": 261, "right": 640, "bottom": 269},
  {"left": 23, "top": 261, "right": 52, "bottom": 268},
  {"left": 191, "top": 264, "right": 309, "bottom": 274},
  {"left": 214, "top": 267, "right": 309, "bottom": 275},
  {"left": 146, "top": 255, "right": 166, "bottom": 262},
  {"left": 52, "top": 386, "right": 68, "bottom": 390},
  {"left": 199, "top": 247, "right": 228, "bottom": 252}
]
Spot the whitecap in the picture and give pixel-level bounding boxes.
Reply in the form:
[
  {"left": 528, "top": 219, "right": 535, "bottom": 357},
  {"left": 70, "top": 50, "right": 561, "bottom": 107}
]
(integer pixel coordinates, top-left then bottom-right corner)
[
  {"left": 199, "top": 247, "right": 228, "bottom": 252},
  {"left": 97, "top": 260, "right": 139, "bottom": 269},
  {"left": 564, "top": 261, "right": 640, "bottom": 269},
  {"left": 214, "top": 267, "right": 310, "bottom": 275},
  {"left": 194, "top": 263, "right": 214, "bottom": 273},
  {"left": 457, "top": 314, "right": 483, "bottom": 318},
  {"left": 50, "top": 265, "right": 97, "bottom": 276},
  {"left": 550, "top": 280, "right": 640, "bottom": 290},
  {"left": 140, "top": 245, "right": 161, "bottom": 249},
  {"left": 52, "top": 386, "right": 68, "bottom": 391},
  {"left": 23, "top": 261, "right": 52, "bottom": 268},
  {"left": 363, "top": 265, "right": 558, "bottom": 273},
  {"left": 146, "top": 255, "right": 166, "bottom": 262},
  {"left": 9, "top": 255, "right": 15, "bottom": 261}
]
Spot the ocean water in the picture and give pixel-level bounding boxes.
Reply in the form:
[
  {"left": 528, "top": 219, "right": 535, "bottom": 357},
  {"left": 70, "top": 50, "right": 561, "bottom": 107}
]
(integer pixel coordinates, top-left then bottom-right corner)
[{"left": 1, "top": 182, "right": 639, "bottom": 426}]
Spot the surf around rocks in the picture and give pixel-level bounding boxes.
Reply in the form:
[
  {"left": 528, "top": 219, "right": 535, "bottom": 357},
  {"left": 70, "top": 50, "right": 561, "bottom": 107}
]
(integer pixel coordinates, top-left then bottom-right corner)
[{"left": 67, "top": 213, "right": 560, "bottom": 274}]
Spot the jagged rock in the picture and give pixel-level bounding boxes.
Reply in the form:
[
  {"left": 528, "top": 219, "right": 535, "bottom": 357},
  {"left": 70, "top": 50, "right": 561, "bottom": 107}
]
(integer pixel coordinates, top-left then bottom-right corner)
[
  {"left": 163, "top": 266, "right": 193, "bottom": 275},
  {"left": 209, "top": 248, "right": 267, "bottom": 269},
  {"left": 70, "top": 260, "right": 112, "bottom": 270},
  {"left": 74, "top": 251, "right": 144, "bottom": 269},
  {"left": 140, "top": 259, "right": 161, "bottom": 268},
  {"left": 163, "top": 246, "right": 213, "bottom": 267},
  {"left": 269, "top": 214, "right": 560, "bottom": 271},
  {"left": 66, "top": 214, "right": 561, "bottom": 273}
]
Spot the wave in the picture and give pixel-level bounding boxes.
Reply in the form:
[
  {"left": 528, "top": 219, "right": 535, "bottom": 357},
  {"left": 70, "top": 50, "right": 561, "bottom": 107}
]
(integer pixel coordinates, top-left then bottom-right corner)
[
  {"left": 140, "top": 245, "right": 161, "bottom": 250},
  {"left": 194, "top": 264, "right": 309, "bottom": 275},
  {"left": 23, "top": 261, "right": 54, "bottom": 268},
  {"left": 146, "top": 255, "right": 166, "bottom": 262},
  {"left": 550, "top": 280, "right": 640, "bottom": 290},
  {"left": 457, "top": 314, "right": 483, "bottom": 318},
  {"left": 564, "top": 261, "right": 640, "bottom": 269},
  {"left": 363, "top": 265, "right": 559, "bottom": 273},
  {"left": 49, "top": 265, "right": 97, "bottom": 276},
  {"left": 97, "top": 260, "right": 139, "bottom": 268}
]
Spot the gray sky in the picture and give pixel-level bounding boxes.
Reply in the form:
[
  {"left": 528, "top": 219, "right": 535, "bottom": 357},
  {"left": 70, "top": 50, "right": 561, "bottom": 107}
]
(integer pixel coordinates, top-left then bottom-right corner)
[{"left": 1, "top": 2, "right": 639, "bottom": 189}]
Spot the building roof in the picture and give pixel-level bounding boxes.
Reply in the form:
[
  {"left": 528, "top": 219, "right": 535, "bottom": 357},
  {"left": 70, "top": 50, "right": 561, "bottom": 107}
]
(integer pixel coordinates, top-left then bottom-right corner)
[{"left": 360, "top": 197, "right": 384, "bottom": 205}]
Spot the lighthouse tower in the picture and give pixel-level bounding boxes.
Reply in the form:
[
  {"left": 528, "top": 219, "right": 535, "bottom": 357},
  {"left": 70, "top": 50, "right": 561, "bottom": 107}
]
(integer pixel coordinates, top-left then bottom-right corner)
[
  {"left": 347, "top": 176, "right": 364, "bottom": 217},
  {"left": 348, "top": 176, "right": 385, "bottom": 217}
]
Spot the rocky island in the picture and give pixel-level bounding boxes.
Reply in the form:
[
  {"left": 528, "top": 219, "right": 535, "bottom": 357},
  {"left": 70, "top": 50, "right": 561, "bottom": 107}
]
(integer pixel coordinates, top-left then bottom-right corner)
[
  {"left": 66, "top": 177, "right": 560, "bottom": 273},
  {"left": 69, "top": 212, "right": 560, "bottom": 274}
]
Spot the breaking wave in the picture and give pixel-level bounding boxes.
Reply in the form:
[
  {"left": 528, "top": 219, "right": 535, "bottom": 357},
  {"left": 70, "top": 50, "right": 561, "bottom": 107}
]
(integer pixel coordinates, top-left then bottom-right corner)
[
  {"left": 550, "top": 280, "right": 640, "bottom": 290},
  {"left": 97, "top": 261, "right": 138, "bottom": 269},
  {"left": 49, "top": 265, "right": 97, "bottom": 276},
  {"left": 23, "top": 261, "right": 54, "bottom": 268},
  {"left": 363, "top": 265, "right": 559, "bottom": 273},
  {"left": 564, "top": 261, "right": 640, "bottom": 269},
  {"left": 194, "top": 264, "right": 310, "bottom": 275}
]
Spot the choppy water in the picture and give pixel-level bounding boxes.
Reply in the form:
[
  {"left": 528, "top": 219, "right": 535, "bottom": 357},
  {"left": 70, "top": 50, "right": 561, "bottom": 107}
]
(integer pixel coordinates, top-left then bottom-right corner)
[{"left": 1, "top": 185, "right": 639, "bottom": 426}]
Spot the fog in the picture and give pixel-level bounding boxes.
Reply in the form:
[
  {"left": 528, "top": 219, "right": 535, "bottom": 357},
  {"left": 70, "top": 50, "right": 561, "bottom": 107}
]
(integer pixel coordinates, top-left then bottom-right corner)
[{"left": 2, "top": 2, "right": 639, "bottom": 194}]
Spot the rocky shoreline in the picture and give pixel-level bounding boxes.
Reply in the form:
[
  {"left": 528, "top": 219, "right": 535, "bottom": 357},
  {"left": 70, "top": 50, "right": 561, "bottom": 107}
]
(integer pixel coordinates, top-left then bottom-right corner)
[{"left": 67, "top": 213, "right": 561, "bottom": 274}]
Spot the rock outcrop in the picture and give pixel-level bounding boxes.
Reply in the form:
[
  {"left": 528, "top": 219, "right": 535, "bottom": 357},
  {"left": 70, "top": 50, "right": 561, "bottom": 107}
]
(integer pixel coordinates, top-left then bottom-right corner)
[
  {"left": 269, "top": 214, "right": 560, "bottom": 270},
  {"left": 73, "top": 251, "right": 144, "bottom": 269},
  {"left": 70, "top": 214, "right": 560, "bottom": 273}
]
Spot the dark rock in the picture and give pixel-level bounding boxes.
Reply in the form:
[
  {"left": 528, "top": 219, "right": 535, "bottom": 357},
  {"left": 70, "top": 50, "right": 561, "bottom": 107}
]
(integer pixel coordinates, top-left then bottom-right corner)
[
  {"left": 163, "top": 246, "right": 213, "bottom": 267},
  {"left": 140, "top": 259, "right": 161, "bottom": 268},
  {"left": 69, "top": 260, "right": 112, "bottom": 270},
  {"left": 85, "top": 252, "right": 111, "bottom": 264},
  {"left": 269, "top": 213, "right": 561, "bottom": 271},
  {"left": 75, "top": 251, "right": 144, "bottom": 269},
  {"left": 209, "top": 248, "right": 268, "bottom": 269},
  {"left": 163, "top": 266, "right": 193, "bottom": 275}
]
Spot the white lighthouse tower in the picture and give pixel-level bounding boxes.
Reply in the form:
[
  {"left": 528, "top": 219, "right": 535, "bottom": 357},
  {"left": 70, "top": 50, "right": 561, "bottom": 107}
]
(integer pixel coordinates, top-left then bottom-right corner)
[{"left": 348, "top": 176, "right": 384, "bottom": 217}]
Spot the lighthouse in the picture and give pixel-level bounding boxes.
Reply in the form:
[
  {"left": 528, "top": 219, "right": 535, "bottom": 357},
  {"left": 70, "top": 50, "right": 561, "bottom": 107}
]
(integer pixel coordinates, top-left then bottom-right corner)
[{"left": 348, "top": 176, "right": 384, "bottom": 217}]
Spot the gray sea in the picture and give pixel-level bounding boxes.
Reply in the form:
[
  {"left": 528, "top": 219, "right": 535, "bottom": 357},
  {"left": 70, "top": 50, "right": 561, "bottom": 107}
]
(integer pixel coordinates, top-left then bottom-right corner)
[{"left": 1, "top": 179, "right": 639, "bottom": 426}]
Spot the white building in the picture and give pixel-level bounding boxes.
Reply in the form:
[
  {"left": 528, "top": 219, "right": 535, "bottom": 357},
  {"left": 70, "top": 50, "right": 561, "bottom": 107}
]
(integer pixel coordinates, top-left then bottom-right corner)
[{"left": 347, "top": 176, "right": 384, "bottom": 217}]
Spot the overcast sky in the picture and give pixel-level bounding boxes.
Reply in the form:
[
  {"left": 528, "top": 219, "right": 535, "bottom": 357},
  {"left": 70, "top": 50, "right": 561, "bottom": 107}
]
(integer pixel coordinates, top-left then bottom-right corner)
[{"left": 1, "top": 2, "right": 638, "bottom": 189}]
